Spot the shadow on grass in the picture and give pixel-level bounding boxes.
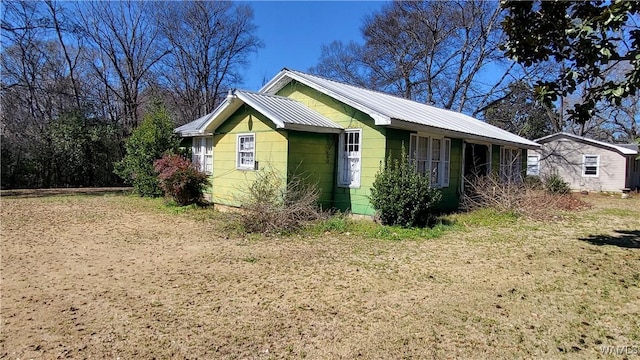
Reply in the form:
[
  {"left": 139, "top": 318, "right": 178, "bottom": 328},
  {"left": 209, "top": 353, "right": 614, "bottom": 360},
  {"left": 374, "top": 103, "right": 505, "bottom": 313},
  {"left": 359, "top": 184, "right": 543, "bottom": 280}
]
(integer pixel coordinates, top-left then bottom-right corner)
[{"left": 579, "top": 230, "right": 640, "bottom": 249}]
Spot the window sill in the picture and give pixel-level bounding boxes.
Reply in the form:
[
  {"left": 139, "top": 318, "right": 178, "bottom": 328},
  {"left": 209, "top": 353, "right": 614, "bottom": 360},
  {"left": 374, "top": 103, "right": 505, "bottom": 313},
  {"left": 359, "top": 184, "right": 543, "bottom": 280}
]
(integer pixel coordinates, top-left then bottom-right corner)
[
  {"left": 337, "top": 183, "right": 360, "bottom": 189},
  {"left": 236, "top": 166, "right": 255, "bottom": 171}
]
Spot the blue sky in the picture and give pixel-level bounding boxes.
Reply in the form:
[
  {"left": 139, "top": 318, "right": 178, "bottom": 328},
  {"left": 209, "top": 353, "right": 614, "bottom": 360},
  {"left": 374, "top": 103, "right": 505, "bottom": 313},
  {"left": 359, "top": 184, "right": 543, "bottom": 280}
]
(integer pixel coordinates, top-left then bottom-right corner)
[{"left": 243, "top": 1, "right": 387, "bottom": 91}]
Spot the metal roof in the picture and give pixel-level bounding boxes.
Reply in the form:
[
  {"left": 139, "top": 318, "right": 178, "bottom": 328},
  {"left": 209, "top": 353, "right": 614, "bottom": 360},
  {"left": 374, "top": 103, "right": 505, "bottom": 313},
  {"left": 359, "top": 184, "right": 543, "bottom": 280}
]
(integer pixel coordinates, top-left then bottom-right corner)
[
  {"left": 174, "top": 90, "right": 342, "bottom": 137},
  {"left": 174, "top": 111, "right": 215, "bottom": 136},
  {"left": 261, "top": 69, "right": 541, "bottom": 149},
  {"left": 535, "top": 132, "right": 638, "bottom": 155},
  {"left": 235, "top": 90, "right": 342, "bottom": 131}
]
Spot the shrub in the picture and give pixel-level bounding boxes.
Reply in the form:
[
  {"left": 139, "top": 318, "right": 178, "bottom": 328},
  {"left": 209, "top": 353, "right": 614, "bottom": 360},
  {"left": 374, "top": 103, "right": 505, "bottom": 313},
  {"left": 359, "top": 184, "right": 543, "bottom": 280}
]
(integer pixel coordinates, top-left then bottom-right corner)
[
  {"left": 462, "top": 174, "right": 588, "bottom": 219},
  {"left": 462, "top": 174, "right": 525, "bottom": 215},
  {"left": 153, "top": 154, "right": 209, "bottom": 206},
  {"left": 114, "top": 103, "right": 179, "bottom": 197},
  {"left": 240, "top": 168, "right": 324, "bottom": 233},
  {"left": 524, "top": 175, "right": 543, "bottom": 190},
  {"left": 544, "top": 173, "right": 570, "bottom": 195},
  {"left": 369, "top": 151, "right": 442, "bottom": 228}
]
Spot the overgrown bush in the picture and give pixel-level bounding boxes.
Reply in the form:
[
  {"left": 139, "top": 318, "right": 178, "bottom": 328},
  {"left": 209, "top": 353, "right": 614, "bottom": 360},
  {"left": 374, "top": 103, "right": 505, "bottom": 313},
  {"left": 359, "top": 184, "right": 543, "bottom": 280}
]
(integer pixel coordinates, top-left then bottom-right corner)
[
  {"left": 114, "top": 103, "right": 179, "bottom": 197},
  {"left": 462, "top": 175, "right": 588, "bottom": 219},
  {"left": 154, "top": 154, "right": 209, "bottom": 206},
  {"left": 544, "top": 173, "right": 570, "bottom": 195},
  {"left": 524, "top": 175, "right": 543, "bottom": 190},
  {"left": 462, "top": 174, "right": 525, "bottom": 215},
  {"left": 240, "top": 168, "right": 324, "bottom": 233},
  {"left": 369, "top": 151, "right": 442, "bottom": 228}
]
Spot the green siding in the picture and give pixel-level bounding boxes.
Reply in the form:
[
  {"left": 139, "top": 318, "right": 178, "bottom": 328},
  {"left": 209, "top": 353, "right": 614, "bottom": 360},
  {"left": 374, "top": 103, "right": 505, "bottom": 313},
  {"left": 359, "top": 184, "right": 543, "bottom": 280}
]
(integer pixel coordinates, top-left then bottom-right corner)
[
  {"left": 278, "top": 81, "right": 386, "bottom": 215},
  {"left": 491, "top": 144, "right": 501, "bottom": 175},
  {"left": 287, "top": 131, "right": 336, "bottom": 209},
  {"left": 385, "top": 128, "right": 410, "bottom": 160},
  {"left": 211, "top": 105, "right": 288, "bottom": 207}
]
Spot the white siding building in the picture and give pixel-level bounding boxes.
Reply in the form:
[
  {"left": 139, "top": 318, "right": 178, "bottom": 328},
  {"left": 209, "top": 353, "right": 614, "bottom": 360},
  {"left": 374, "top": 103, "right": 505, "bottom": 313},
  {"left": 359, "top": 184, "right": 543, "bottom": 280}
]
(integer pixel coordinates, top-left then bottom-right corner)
[{"left": 530, "top": 133, "right": 639, "bottom": 192}]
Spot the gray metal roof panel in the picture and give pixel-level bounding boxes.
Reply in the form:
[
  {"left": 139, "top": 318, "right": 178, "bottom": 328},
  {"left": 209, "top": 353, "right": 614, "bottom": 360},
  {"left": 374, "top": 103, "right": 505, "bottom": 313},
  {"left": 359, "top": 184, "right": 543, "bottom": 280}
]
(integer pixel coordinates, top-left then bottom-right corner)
[
  {"left": 174, "top": 111, "right": 214, "bottom": 134},
  {"left": 236, "top": 90, "right": 342, "bottom": 130},
  {"left": 266, "top": 69, "right": 540, "bottom": 148}
]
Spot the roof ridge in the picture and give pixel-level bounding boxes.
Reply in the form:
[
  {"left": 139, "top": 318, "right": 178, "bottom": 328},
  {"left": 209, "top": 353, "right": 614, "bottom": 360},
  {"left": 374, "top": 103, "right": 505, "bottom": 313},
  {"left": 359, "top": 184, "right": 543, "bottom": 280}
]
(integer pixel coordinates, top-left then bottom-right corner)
[{"left": 286, "top": 69, "right": 447, "bottom": 110}]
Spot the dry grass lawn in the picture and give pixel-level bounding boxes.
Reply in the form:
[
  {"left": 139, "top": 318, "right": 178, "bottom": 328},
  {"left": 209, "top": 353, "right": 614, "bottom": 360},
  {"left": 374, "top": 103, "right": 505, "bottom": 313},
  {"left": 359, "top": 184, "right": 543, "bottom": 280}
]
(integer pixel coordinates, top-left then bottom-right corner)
[{"left": 1, "top": 192, "right": 639, "bottom": 359}]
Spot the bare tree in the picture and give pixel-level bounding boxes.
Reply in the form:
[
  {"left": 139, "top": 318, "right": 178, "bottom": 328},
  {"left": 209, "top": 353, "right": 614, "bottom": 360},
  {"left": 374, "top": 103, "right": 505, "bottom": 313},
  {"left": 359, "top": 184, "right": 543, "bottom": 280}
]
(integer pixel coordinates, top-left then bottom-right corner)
[
  {"left": 75, "top": 1, "right": 169, "bottom": 132},
  {"left": 311, "top": 0, "right": 508, "bottom": 114},
  {"left": 154, "top": 1, "right": 262, "bottom": 123}
]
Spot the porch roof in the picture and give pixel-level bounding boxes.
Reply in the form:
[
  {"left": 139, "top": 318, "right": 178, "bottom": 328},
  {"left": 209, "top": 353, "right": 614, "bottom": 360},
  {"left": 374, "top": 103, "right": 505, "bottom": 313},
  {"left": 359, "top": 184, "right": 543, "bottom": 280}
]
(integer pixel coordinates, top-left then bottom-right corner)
[{"left": 174, "top": 90, "right": 343, "bottom": 136}]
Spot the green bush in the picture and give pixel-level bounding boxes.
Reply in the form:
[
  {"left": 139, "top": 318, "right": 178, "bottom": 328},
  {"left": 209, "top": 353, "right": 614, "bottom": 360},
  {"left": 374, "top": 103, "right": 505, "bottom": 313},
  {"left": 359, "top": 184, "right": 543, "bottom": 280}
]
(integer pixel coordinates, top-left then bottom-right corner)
[
  {"left": 154, "top": 154, "right": 209, "bottom": 206},
  {"left": 544, "top": 173, "right": 570, "bottom": 195},
  {"left": 114, "top": 104, "right": 179, "bottom": 197},
  {"left": 369, "top": 151, "right": 442, "bottom": 228}
]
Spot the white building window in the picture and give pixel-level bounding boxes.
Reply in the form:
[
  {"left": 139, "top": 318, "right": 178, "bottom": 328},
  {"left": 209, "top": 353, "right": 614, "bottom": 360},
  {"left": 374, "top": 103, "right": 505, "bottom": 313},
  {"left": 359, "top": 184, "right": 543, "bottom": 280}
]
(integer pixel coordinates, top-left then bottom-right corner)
[
  {"left": 236, "top": 133, "right": 255, "bottom": 170},
  {"left": 192, "top": 137, "right": 213, "bottom": 174},
  {"left": 526, "top": 155, "right": 540, "bottom": 176},
  {"left": 409, "top": 134, "right": 451, "bottom": 187},
  {"left": 583, "top": 155, "right": 599, "bottom": 177},
  {"left": 338, "top": 129, "right": 361, "bottom": 187},
  {"left": 500, "top": 147, "right": 522, "bottom": 182}
]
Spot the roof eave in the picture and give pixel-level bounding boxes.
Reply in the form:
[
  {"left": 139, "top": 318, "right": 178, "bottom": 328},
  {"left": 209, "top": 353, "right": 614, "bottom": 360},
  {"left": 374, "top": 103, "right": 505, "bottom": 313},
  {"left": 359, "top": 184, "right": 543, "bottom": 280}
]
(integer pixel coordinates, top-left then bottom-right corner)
[
  {"left": 389, "top": 119, "right": 540, "bottom": 149},
  {"left": 284, "top": 123, "right": 342, "bottom": 134},
  {"left": 536, "top": 132, "right": 637, "bottom": 155}
]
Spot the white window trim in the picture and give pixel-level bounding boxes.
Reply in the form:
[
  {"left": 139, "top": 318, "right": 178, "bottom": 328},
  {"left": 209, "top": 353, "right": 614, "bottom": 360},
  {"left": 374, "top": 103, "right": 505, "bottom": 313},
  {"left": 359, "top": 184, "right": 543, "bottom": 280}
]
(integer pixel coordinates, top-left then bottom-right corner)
[
  {"left": 409, "top": 133, "right": 451, "bottom": 188},
  {"left": 338, "top": 129, "right": 362, "bottom": 188},
  {"left": 582, "top": 154, "right": 599, "bottom": 177},
  {"left": 526, "top": 154, "right": 540, "bottom": 176},
  {"left": 236, "top": 133, "right": 255, "bottom": 170},
  {"left": 192, "top": 137, "right": 213, "bottom": 175}
]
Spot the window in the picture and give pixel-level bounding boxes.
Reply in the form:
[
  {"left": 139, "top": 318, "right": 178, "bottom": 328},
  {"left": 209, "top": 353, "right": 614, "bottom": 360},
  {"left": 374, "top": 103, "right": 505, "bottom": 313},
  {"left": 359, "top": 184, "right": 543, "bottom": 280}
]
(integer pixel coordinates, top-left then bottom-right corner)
[
  {"left": 500, "top": 147, "right": 522, "bottom": 182},
  {"left": 236, "top": 133, "right": 255, "bottom": 170},
  {"left": 409, "top": 134, "right": 451, "bottom": 187},
  {"left": 526, "top": 155, "right": 540, "bottom": 176},
  {"left": 338, "top": 129, "right": 362, "bottom": 187},
  {"left": 192, "top": 137, "right": 213, "bottom": 174},
  {"left": 583, "top": 155, "right": 599, "bottom": 177},
  {"left": 410, "top": 134, "right": 429, "bottom": 176}
]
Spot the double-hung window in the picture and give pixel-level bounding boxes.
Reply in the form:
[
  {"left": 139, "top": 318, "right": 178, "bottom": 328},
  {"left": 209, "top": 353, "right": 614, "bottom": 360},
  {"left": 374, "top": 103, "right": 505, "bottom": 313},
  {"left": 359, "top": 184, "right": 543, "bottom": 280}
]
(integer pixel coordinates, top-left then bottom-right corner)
[
  {"left": 582, "top": 155, "right": 599, "bottom": 177},
  {"left": 192, "top": 137, "right": 213, "bottom": 174},
  {"left": 526, "top": 155, "right": 540, "bottom": 176},
  {"left": 500, "top": 147, "right": 522, "bottom": 182},
  {"left": 338, "top": 129, "right": 362, "bottom": 187},
  {"left": 409, "top": 134, "right": 450, "bottom": 187},
  {"left": 410, "top": 134, "right": 429, "bottom": 176},
  {"left": 237, "top": 133, "right": 255, "bottom": 170}
]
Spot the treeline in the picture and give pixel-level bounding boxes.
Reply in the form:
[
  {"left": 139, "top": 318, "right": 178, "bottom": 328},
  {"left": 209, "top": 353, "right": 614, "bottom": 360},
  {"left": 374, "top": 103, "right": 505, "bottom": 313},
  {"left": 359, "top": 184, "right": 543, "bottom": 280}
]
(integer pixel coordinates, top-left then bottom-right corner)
[
  {"left": 2, "top": 1, "right": 638, "bottom": 189},
  {"left": 1, "top": 1, "right": 261, "bottom": 189}
]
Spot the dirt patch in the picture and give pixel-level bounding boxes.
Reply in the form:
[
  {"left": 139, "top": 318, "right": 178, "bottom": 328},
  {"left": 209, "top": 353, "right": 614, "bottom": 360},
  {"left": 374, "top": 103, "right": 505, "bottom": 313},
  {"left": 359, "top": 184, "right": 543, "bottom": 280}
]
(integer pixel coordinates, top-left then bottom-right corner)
[{"left": 1, "top": 194, "right": 639, "bottom": 359}]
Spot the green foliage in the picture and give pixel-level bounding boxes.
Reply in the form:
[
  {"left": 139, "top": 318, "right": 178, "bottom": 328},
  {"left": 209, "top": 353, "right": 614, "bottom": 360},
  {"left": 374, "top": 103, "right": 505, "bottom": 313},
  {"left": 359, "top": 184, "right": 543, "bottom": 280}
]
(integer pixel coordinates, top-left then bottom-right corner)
[
  {"left": 369, "top": 150, "right": 442, "bottom": 228},
  {"left": 154, "top": 154, "right": 209, "bottom": 206},
  {"left": 501, "top": 1, "right": 640, "bottom": 124},
  {"left": 240, "top": 167, "right": 323, "bottom": 234},
  {"left": 484, "top": 81, "right": 553, "bottom": 139},
  {"left": 114, "top": 104, "right": 179, "bottom": 197},
  {"left": 309, "top": 213, "right": 456, "bottom": 241},
  {"left": 544, "top": 174, "right": 570, "bottom": 195},
  {"left": 1, "top": 110, "right": 122, "bottom": 189}
]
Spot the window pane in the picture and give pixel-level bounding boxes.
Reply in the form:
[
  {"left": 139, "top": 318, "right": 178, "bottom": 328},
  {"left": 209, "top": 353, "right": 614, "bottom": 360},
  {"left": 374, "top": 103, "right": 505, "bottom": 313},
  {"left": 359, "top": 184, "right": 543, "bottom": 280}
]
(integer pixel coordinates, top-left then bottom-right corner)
[{"left": 432, "top": 139, "right": 441, "bottom": 161}]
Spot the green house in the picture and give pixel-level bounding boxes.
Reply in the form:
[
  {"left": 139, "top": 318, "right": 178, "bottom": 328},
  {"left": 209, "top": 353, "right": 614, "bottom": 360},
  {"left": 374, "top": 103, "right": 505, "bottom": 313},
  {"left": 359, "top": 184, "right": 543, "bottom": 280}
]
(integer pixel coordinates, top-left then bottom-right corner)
[{"left": 175, "top": 69, "right": 540, "bottom": 215}]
